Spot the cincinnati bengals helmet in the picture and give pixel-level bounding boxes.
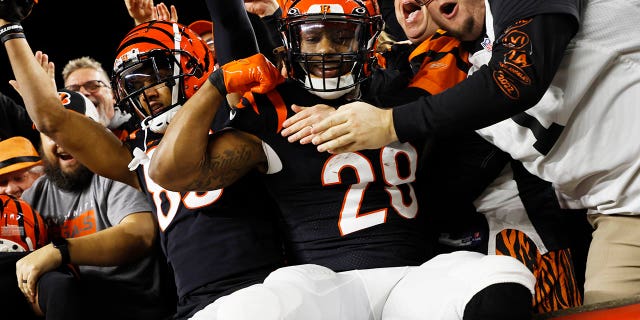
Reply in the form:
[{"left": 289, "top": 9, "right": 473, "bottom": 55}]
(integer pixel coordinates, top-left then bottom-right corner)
[
  {"left": 0, "top": 195, "right": 47, "bottom": 252},
  {"left": 279, "top": 0, "right": 383, "bottom": 99},
  {"left": 112, "top": 20, "right": 214, "bottom": 132}
]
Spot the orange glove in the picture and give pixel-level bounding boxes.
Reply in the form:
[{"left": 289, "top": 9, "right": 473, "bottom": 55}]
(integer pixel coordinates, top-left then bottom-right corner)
[{"left": 209, "top": 53, "right": 284, "bottom": 95}]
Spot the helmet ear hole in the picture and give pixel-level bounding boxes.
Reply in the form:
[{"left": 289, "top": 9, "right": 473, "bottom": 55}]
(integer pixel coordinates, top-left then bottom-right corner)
[
  {"left": 186, "top": 58, "right": 204, "bottom": 78},
  {"left": 194, "top": 67, "right": 204, "bottom": 78},
  {"left": 185, "top": 58, "right": 195, "bottom": 70}
]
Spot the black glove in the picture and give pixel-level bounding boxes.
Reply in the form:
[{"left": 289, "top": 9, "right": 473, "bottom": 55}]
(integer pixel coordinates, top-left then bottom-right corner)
[{"left": 0, "top": 0, "right": 35, "bottom": 23}]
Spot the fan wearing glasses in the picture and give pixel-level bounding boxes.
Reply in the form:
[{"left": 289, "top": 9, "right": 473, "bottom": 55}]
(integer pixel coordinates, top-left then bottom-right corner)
[{"left": 62, "top": 57, "right": 133, "bottom": 138}]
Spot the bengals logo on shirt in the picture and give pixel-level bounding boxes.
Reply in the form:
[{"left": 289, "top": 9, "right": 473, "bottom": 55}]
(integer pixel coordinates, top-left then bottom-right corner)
[
  {"left": 58, "top": 209, "right": 97, "bottom": 238},
  {"left": 59, "top": 91, "right": 72, "bottom": 105}
]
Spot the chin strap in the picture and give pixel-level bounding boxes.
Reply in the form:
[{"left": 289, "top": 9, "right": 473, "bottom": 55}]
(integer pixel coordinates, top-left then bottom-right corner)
[
  {"left": 305, "top": 75, "right": 356, "bottom": 100},
  {"left": 145, "top": 105, "right": 183, "bottom": 134},
  {"left": 128, "top": 118, "right": 150, "bottom": 171},
  {"left": 127, "top": 105, "right": 183, "bottom": 171},
  {"left": 128, "top": 146, "right": 150, "bottom": 171}
]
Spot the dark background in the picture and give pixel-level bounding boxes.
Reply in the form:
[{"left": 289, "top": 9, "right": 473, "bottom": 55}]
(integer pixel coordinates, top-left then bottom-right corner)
[
  {"left": 0, "top": 0, "right": 211, "bottom": 104},
  {"left": 0, "top": 0, "right": 404, "bottom": 105}
]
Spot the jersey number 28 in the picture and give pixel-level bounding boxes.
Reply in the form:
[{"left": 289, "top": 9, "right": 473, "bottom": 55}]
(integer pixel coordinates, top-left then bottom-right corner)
[{"left": 322, "top": 142, "right": 418, "bottom": 236}]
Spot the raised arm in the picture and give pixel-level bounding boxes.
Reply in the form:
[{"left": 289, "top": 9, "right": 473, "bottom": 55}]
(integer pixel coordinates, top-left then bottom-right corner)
[
  {"left": 0, "top": 16, "right": 140, "bottom": 188},
  {"left": 149, "top": 53, "right": 283, "bottom": 191},
  {"left": 306, "top": 7, "right": 578, "bottom": 153},
  {"left": 204, "top": 0, "right": 258, "bottom": 65}
]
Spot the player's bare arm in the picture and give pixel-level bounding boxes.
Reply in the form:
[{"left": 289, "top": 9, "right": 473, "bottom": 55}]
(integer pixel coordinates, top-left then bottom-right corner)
[
  {"left": 1, "top": 23, "right": 140, "bottom": 189},
  {"left": 151, "top": 53, "right": 283, "bottom": 191},
  {"left": 189, "top": 129, "right": 266, "bottom": 191},
  {"left": 150, "top": 79, "right": 267, "bottom": 191},
  {"left": 149, "top": 80, "right": 223, "bottom": 191}
]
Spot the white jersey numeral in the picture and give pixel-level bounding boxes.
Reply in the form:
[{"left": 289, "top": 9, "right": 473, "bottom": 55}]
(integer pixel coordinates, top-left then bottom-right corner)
[
  {"left": 142, "top": 148, "right": 222, "bottom": 231},
  {"left": 322, "top": 143, "right": 418, "bottom": 235}
]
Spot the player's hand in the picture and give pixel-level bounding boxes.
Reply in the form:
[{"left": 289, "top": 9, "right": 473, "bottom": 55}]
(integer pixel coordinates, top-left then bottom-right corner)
[
  {"left": 309, "top": 101, "right": 398, "bottom": 153},
  {"left": 281, "top": 104, "right": 336, "bottom": 144},
  {"left": 0, "top": 0, "right": 36, "bottom": 23},
  {"left": 209, "top": 53, "right": 284, "bottom": 95}
]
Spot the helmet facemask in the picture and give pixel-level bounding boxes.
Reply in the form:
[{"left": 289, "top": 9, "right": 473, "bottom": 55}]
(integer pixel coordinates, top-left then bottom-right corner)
[
  {"left": 112, "top": 21, "right": 213, "bottom": 134},
  {"left": 280, "top": 2, "right": 383, "bottom": 99},
  {"left": 113, "top": 49, "right": 191, "bottom": 127}
]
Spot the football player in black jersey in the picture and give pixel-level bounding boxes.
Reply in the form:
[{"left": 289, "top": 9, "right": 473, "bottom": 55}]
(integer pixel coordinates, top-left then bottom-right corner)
[
  {"left": 149, "top": 0, "right": 537, "bottom": 319},
  {"left": 282, "top": 3, "right": 584, "bottom": 312},
  {"left": 2, "top": 10, "right": 286, "bottom": 320},
  {"left": 284, "top": 0, "right": 640, "bottom": 307}
]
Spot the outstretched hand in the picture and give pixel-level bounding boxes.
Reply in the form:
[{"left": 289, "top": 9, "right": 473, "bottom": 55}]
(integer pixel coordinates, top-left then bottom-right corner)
[
  {"left": 126, "top": 0, "right": 177, "bottom": 25},
  {"left": 0, "top": 0, "right": 36, "bottom": 23},
  {"left": 210, "top": 53, "right": 284, "bottom": 96},
  {"left": 125, "top": 0, "right": 152, "bottom": 25},
  {"left": 152, "top": 2, "right": 177, "bottom": 23},
  {"left": 308, "top": 101, "right": 398, "bottom": 154},
  {"left": 9, "top": 50, "right": 56, "bottom": 96},
  {"left": 244, "top": 0, "right": 280, "bottom": 18}
]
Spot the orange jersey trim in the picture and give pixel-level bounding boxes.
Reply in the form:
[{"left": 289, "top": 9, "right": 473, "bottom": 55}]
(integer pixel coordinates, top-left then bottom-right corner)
[
  {"left": 239, "top": 90, "right": 288, "bottom": 133},
  {"left": 265, "top": 91, "right": 288, "bottom": 133}
]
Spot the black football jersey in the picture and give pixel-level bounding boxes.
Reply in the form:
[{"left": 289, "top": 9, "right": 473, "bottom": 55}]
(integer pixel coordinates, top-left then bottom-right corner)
[
  {"left": 128, "top": 125, "right": 284, "bottom": 318},
  {"left": 231, "top": 80, "right": 431, "bottom": 271}
]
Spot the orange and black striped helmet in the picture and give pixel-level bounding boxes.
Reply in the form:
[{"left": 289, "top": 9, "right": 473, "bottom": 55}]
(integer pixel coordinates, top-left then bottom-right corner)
[
  {"left": 279, "top": 0, "right": 383, "bottom": 96},
  {"left": 112, "top": 20, "right": 214, "bottom": 124},
  {"left": 0, "top": 195, "right": 47, "bottom": 252}
]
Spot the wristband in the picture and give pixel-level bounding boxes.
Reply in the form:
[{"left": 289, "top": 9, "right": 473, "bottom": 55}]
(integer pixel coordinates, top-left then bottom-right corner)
[
  {"left": 208, "top": 68, "right": 227, "bottom": 96},
  {"left": 0, "top": 22, "right": 23, "bottom": 43},
  {"left": 52, "top": 237, "right": 71, "bottom": 265},
  {"left": 1, "top": 32, "right": 24, "bottom": 43},
  {"left": 0, "top": 22, "right": 22, "bottom": 35}
]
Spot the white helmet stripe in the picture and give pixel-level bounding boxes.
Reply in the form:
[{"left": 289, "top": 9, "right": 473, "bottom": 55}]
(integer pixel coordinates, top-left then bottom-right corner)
[
  {"left": 307, "top": 4, "right": 345, "bottom": 13},
  {"left": 171, "top": 23, "right": 182, "bottom": 106}
]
